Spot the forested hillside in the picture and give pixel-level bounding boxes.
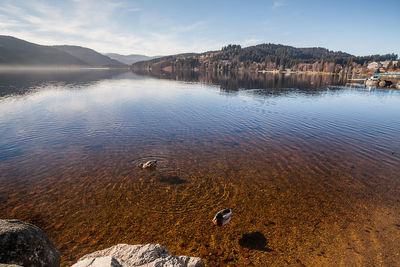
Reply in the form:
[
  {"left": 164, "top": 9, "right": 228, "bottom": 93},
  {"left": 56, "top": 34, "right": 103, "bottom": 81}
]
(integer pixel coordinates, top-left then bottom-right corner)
[{"left": 132, "top": 43, "right": 398, "bottom": 74}]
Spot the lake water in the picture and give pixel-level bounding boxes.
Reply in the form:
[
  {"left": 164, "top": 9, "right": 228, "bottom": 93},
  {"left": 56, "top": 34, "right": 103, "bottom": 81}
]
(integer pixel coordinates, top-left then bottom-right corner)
[{"left": 0, "top": 70, "right": 399, "bottom": 266}]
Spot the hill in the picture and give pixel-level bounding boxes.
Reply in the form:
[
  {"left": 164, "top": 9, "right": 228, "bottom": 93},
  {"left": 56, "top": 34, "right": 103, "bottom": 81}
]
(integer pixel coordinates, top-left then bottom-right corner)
[
  {"left": 0, "top": 36, "right": 88, "bottom": 66},
  {"left": 132, "top": 43, "right": 397, "bottom": 74},
  {"left": 105, "top": 53, "right": 160, "bottom": 65},
  {"left": 54, "top": 46, "right": 125, "bottom": 67},
  {"left": 0, "top": 36, "right": 126, "bottom": 67}
]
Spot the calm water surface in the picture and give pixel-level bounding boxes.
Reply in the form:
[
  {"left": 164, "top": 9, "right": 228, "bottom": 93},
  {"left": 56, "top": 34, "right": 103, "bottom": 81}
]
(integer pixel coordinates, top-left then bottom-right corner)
[{"left": 0, "top": 70, "right": 399, "bottom": 266}]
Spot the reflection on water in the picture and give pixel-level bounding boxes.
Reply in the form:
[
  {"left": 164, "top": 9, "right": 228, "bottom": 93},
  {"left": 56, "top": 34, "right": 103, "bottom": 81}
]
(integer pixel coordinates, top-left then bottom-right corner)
[
  {"left": 0, "top": 70, "right": 399, "bottom": 266},
  {"left": 133, "top": 69, "right": 347, "bottom": 92},
  {"left": 0, "top": 69, "right": 132, "bottom": 97}
]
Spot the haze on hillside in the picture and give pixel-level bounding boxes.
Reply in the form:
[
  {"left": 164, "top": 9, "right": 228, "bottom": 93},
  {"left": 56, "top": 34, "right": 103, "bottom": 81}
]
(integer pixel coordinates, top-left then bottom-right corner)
[
  {"left": 105, "top": 53, "right": 161, "bottom": 65},
  {"left": 0, "top": 36, "right": 126, "bottom": 68}
]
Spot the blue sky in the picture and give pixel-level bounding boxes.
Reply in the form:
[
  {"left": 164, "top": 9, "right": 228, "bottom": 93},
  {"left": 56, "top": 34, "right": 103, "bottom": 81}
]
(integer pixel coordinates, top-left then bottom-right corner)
[{"left": 0, "top": 0, "right": 399, "bottom": 56}]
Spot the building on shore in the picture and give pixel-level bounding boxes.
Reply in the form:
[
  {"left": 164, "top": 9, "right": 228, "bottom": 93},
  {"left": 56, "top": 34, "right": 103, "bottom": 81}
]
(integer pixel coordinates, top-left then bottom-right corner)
[{"left": 367, "top": 62, "right": 381, "bottom": 70}]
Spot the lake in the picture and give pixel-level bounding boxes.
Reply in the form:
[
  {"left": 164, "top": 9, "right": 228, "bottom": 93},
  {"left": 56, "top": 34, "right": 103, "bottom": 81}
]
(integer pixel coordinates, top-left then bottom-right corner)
[{"left": 0, "top": 70, "right": 399, "bottom": 266}]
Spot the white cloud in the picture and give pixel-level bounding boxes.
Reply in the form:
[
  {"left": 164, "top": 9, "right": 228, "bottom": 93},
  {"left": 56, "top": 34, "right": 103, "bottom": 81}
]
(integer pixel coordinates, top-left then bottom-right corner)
[
  {"left": 0, "top": 0, "right": 220, "bottom": 56},
  {"left": 242, "top": 38, "right": 262, "bottom": 47},
  {"left": 272, "top": 0, "right": 287, "bottom": 9}
]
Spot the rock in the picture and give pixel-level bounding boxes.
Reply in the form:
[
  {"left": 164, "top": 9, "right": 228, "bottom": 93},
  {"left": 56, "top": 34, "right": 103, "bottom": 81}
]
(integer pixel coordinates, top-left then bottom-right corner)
[
  {"left": 365, "top": 80, "right": 378, "bottom": 87},
  {"left": 72, "top": 244, "right": 204, "bottom": 267},
  {"left": 0, "top": 219, "right": 60, "bottom": 267},
  {"left": 378, "top": 80, "right": 386, "bottom": 87},
  {"left": 396, "top": 83, "right": 400, "bottom": 90},
  {"left": 72, "top": 256, "right": 125, "bottom": 267}
]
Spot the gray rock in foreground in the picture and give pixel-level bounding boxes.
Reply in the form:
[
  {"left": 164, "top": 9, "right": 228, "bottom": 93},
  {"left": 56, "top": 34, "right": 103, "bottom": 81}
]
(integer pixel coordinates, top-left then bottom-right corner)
[
  {"left": 72, "top": 244, "right": 204, "bottom": 267},
  {"left": 0, "top": 219, "right": 60, "bottom": 267}
]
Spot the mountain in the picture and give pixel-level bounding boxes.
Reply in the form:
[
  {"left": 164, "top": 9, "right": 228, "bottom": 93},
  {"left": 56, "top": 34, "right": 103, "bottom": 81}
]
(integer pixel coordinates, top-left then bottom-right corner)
[
  {"left": 0, "top": 35, "right": 126, "bottom": 67},
  {"left": 0, "top": 36, "right": 88, "bottom": 66},
  {"left": 54, "top": 46, "right": 125, "bottom": 67},
  {"left": 105, "top": 53, "right": 160, "bottom": 65}
]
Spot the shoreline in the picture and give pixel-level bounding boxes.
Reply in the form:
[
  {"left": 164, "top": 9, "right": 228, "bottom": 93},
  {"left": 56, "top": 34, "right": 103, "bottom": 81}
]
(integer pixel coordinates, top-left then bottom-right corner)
[
  {"left": 257, "top": 70, "right": 340, "bottom": 75},
  {"left": 0, "top": 66, "right": 130, "bottom": 72}
]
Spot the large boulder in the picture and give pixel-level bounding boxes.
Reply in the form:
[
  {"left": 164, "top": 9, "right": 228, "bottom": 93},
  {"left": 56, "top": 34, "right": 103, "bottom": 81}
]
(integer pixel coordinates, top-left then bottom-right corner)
[
  {"left": 396, "top": 82, "right": 400, "bottom": 90},
  {"left": 72, "top": 244, "right": 204, "bottom": 267},
  {"left": 0, "top": 219, "right": 60, "bottom": 267}
]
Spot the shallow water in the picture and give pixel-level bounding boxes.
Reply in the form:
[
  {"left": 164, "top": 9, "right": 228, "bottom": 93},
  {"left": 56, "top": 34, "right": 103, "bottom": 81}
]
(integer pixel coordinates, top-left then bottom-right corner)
[{"left": 0, "top": 70, "right": 399, "bottom": 266}]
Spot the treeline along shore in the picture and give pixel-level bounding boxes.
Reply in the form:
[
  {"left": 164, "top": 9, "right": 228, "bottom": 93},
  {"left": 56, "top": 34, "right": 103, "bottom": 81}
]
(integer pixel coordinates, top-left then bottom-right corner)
[{"left": 132, "top": 44, "right": 399, "bottom": 78}]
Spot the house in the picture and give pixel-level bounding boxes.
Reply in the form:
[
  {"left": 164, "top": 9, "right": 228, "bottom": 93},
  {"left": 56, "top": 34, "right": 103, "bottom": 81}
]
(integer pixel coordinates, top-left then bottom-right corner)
[
  {"left": 367, "top": 62, "right": 381, "bottom": 70},
  {"left": 380, "top": 60, "right": 391, "bottom": 68},
  {"left": 221, "top": 60, "right": 232, "bottom": 65}
]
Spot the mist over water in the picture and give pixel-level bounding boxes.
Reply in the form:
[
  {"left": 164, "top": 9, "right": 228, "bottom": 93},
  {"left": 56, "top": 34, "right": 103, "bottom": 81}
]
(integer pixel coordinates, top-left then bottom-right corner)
[{"left": 0, "top": 70, "right": 399, "bottom": 266}]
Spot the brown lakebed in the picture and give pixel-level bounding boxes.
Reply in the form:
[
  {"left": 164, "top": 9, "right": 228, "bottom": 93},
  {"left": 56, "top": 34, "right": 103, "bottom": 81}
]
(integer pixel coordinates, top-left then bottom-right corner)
[{"left": 0, "top": 70, "right": 399, "bottom": 266}]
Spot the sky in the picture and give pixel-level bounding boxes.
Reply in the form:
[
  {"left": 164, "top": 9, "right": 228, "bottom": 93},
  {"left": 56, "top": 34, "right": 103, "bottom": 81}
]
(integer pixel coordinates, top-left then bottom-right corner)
[{"left": 0, "top": 0, "right": 399, "bottom": 56}]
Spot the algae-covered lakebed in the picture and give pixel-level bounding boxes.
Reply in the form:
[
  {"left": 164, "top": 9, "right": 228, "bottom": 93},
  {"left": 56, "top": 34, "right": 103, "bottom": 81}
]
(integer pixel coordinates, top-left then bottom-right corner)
[{"left": 0, "top": 70, "right": 399, "bottom": 266}]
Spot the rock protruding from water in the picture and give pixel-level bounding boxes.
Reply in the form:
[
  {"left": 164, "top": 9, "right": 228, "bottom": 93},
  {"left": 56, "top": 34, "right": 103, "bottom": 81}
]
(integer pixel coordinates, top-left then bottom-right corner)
[
  {"left": 0, "top": 219, "right": 60, "bottom": 267},
  {"left": 72, "top": 244, "right": 204, "bottom": 267}
]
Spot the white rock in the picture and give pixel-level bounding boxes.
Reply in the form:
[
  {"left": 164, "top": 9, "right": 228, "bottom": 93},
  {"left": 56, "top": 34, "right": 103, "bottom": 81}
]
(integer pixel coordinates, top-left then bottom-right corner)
[
  {"left": 71, "top": 256, "right": 126, "bottom": 267},
  {"left": 72, "top": 244, "right": 204, "bottom": 267}
]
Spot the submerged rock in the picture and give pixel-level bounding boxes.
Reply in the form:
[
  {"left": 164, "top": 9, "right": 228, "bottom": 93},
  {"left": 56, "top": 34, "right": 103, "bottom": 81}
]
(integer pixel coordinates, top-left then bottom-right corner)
[
  {"left": 72, "top": 243, "right": 204, "bottom": 267},
  {"left": 0, "top": 219, "right": 60, "bottom": 267}
]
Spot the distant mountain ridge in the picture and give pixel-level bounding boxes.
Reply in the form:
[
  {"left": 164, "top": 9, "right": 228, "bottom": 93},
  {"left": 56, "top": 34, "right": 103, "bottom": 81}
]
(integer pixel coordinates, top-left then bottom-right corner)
[
  {"left": 54, "top": 46, "right": 125, "bottom": 67},
  {"left": 1, "top": 35, "right": 397, "bottom": 72},
  {"left": 0, "top": 36, "right": 126, "bottom": 67},
  {"left": 0, "top": 36, "right": 88, "bottom": 66},
  {"left": 105, "top": 53, "right": 161, "bottom": 65}
]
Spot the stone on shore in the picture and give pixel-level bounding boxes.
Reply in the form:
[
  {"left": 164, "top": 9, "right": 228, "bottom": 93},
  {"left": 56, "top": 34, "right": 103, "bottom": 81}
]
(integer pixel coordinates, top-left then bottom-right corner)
[
  {"left": 378, "top": 80, "right": 386, "bottom": 87},
  {"left": 0, "top": 219, "right": 60, "bottom": 267},
  {"left": 365, "top": 80, "right": 378, "bottom": 87},
  {"left": 72, "top": 244, "right": 204, "bottom": 267}
]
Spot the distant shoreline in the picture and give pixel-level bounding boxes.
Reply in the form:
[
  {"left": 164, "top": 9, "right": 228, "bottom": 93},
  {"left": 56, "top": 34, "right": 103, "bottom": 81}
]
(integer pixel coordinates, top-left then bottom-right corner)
[
  {"left": 0, "top": 66, "right": 130, "bottom": 72},
  {"left": 257, "top": 70, "right": 340, "bottom": 75}
]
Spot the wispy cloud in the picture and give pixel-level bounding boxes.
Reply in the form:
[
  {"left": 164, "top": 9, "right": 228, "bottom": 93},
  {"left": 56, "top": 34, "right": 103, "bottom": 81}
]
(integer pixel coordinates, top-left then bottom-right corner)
[
  {"left": 272, "top": 0, "right": 287, "bottom": 9},
  {"left": 0, "top": 0, "right": 218, "bottom": 55},
  {"left": 242, "top": 38, "right": 262, "bottom": 47},
  {"left": 172, "top": 21, "right": 206, "bottom": 33}
]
